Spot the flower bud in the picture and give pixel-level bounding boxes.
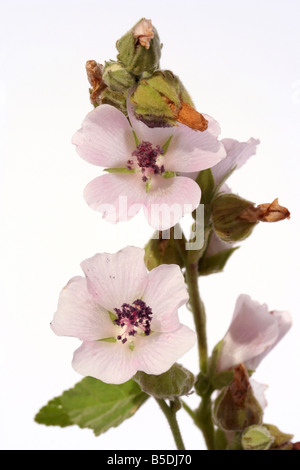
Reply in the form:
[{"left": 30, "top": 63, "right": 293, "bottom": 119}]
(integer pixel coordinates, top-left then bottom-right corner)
[
  {"left": 116, "top": 18, "right": 162, "bottom": 75},
  {"left": 86, "top": 60, "right": 106, "bottom": 107},
  {"left": 100, "top": 87, "right": 127, "bottom": 115},
  {"left": 239, "top": 198, "right": 290, "bottom": 223},
  {"left": 211, "top": 193, "right": 257, "bottom": 242},
  {"left": 213, "top": 364, "right": 263, "bottom": 432},
  {"left": 102, "top": 61, "right": 136, "bottom": 92},
  {"left": 241, "top": 425, "right": 275, "bottom": 450},
  {"left": 130, "top": 70, "right": 208, "bottom": 130},
  {"left": 134, "top": 363, "right": 194, "bottom": 400}
]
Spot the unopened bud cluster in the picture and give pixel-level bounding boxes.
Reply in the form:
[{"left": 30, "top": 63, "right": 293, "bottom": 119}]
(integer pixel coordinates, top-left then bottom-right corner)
[{"left": 85, "top": 18, "right": 208, "bottom": 129}]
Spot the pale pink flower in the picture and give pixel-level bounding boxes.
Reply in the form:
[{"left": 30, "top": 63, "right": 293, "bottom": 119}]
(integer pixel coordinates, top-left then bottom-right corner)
[
  {"left": 72, "top": 103, "right": 226, "bottom": 230},
  {"left": 51, "top": 246, "right": 196, "bottom": 384},
  {"left": 217, "top": 294, "right": 292, "bottom": 372}
]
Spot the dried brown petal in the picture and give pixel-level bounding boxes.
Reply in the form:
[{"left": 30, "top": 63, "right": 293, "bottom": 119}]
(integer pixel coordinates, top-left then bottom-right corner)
[
  {"left": 239, "top": 198, "right": 290, "bottom": 223},
  {"left": 229, "top": 364, "right": 250, "bottom": 406},
  {"left": 133, "top": 19, "right": 154, "bottom": 50},
  {"left": 85, "top": 60, "right": 106, "bottom": 106},
  {"left": 167, "top": 100, "right": 208, "bottom": 131}
]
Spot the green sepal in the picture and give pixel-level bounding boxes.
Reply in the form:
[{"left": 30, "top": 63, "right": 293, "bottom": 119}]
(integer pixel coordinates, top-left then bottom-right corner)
[
  {"left": 206, "top": 340, "right": 234, "bottom": 390},
  {"left": 98, "top": 337, "right": 117, "bottom": 343},
  {"left": 214, "top": 428, "right": 229, "bottom": 450},
  {"left": 132, "top": 130, "right": 140, "bottom": 146},
  {"left": 210, "top": 370, "right": 235, "bottom": 390},
  {"left": 144, "top": 231, "right": 184, "bottom": 271},
  {"left": 161, "top": 135, "right": 173, "bottom": 155},
  {"left": 212, "top": 193, "right": 257, "bottom": 243},
  {"left": 264, "top": 424, "right": 294, "bottom": 450},
  {"left": 116, "top": 18, "right": 162, "bottom": 75},
  {"left": 100, "top": 88, "right": 127, "bottom": 115},
  {"left": 194, "top": 373, "right": 211, "bottom": 397},
  {"left": 102, "top": 60, "right": 136, "bottom": 92},
  {"left": 104, "top": 168, "right": 136, "bottom": 174},
  {"left": 131, "top": 80, "right": 173, "bottom": 117},
  {"left": 196, "top": 169, "right": 215, "bottom": 206},
  {"left": 134, "top": 363, "right": 195, "bottom": 400},
  {"left": 162, "top": 171, "right": 176, "bottom": 179},
  {"left": 35, "top": 377, "right": 149, "bottom": 436},
  {"left": 241, "top": 425, "right": 275, "bottom": 450},
  {"left": 146, "top": 179, "right": 151, "bottom": 193},
  {"left": 130, "top": 70, "right": 193, "bottom": 127},
  {"left": 108, "top": 310, "right": 118, "bottom": 323},
  {"left": 198, "top": 246, "right": 239, "bottom": 276}
]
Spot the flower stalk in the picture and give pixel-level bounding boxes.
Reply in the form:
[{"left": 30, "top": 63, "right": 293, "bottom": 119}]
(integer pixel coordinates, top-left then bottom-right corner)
[
  {"left": 185, "top": 258, "right": 208, "bottom": 374},
  {"left": 155, "top": 399, "right": 186, "bottom": 450}
]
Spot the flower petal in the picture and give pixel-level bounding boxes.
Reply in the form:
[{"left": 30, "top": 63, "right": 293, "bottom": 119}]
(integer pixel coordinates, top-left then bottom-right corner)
[
  {"left": 163, "top": 123, "right": 226, "bottom": 173},
  {"left": 250, "top": 378, "right": 268, "bottom": 410},
  {"left": 51, "top": 276, "right": 115, "bottom": 341},
  {"left": 72, "top": 341, "right": 137, "bottom": 384},
  {"left": 83, "top": 173, "right": 147, "bottom": 223},
  {"left": 218, "top": 295, "right": 280, "bottom": 371},
  {"left": 133, "top": 326, "right": 196, "bottom": 376},
  {"left": 144, "top": 176, "right": 201, "bottom": 230},
  {"left": 72, "top": 104, "right": 135, "bottom": 167},
  {"left": 80, "top": 247, "right": 148, "bottom": 312},
  {"left": 212, "top": 138, "right": 260, "bottom": 186},
  {"left": 142, "top": 264, "right": 189, "bottom": 332},
  {"left": 202, "top": 113, "right": 222, "bottom": 137},
  {"left": 245, "top": 309, "right": 292, "bottom": 370}
]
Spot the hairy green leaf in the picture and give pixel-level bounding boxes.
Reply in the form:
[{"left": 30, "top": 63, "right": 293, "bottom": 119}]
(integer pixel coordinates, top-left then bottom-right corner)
[{"left": 35, "top": 377, "right": 149, "bottom": 436}]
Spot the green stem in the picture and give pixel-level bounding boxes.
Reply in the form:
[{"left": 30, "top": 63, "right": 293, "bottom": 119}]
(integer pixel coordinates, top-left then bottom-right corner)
[
  {"left": 185, "top": 260, "right": 208, "bottom": 373},
  {"left": 170, "top": 224, "right": 215, "bottom": 450},
  {"left": 184, "top": 250, "right": 216, "bottom": 450},
  {"left": 195, "top": 393, "right": 215, "bottom": 450},
  {"left": 182, "top": 396, "right": 215, "bottom": 451},
  {"left": 181, "top": 399, "right": 195, "bottom": 420},
  {"left": 155, "top": 399, "right": 186, "bottom": 450}
]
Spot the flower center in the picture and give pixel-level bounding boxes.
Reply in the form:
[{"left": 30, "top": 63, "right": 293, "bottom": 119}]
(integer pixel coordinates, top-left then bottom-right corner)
[
  {"left": 114, "top": 299, "right": 153, "bottom": 344},
  {"left": 127, "top": 141, "right": 165, "bottom": 182}
]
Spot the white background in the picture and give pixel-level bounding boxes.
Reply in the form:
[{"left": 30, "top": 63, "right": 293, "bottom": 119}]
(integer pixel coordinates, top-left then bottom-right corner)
[{"left": 1, "top": 0, "right": 300, "bottom": 450}]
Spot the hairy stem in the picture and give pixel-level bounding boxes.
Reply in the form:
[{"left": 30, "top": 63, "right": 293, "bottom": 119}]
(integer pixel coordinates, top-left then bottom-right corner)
[
  {"left": 155, "top": 399, "right": 186, "bottom": 450},
  {"left": 195, "top": 393, "right": 215, "bottom": 450},
  {"left": 185, "top": 260, "right": 208, "bottom": 373}
]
